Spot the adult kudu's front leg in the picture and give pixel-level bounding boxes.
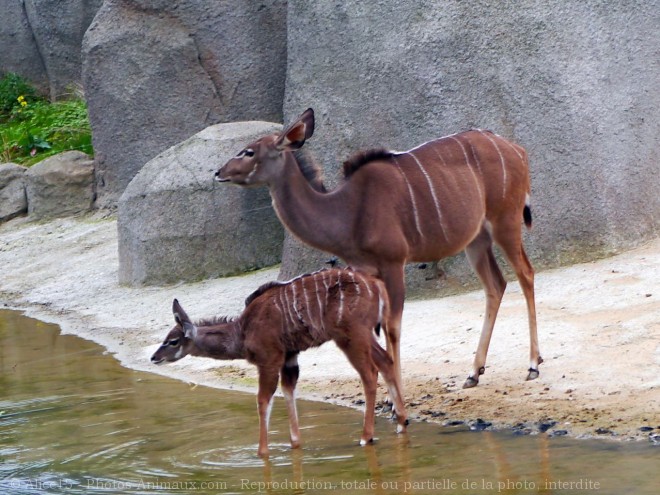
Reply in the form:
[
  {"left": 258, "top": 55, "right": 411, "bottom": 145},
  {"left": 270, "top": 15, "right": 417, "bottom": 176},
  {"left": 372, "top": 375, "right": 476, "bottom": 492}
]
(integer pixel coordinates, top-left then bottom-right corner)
[{"left": 378, "top": 264, "right": 406, "bottom": 397}]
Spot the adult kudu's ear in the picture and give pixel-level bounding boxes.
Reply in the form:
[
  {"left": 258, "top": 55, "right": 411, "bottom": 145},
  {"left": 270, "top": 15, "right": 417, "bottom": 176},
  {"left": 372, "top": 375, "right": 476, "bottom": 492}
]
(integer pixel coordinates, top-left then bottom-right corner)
[{"left": 275, "top": 108, "right": 315, "bottom": 151}]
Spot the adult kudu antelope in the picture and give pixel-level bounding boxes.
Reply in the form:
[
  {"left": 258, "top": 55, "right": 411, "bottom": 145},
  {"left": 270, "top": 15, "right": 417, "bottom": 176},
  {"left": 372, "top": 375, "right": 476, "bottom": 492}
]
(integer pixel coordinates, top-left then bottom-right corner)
[
  {"left": 215, "top": 108, "right": 541, "bottom": 389},
  {"left": 151, "top": 269, "right": 408, "bottom": 457}
]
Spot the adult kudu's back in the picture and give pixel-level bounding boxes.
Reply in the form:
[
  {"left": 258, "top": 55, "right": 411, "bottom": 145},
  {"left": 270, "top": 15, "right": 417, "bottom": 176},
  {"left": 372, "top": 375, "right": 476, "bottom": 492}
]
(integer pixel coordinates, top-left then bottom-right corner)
[{"left": 215, "top": 108, "right": 541, "bottom": 390}]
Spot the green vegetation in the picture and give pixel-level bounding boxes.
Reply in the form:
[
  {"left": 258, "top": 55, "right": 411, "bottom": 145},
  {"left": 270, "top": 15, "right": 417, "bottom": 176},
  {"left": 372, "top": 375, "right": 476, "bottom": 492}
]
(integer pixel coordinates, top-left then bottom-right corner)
[{"left": 0, "top": 72, "right": 93, "bottom": 166}]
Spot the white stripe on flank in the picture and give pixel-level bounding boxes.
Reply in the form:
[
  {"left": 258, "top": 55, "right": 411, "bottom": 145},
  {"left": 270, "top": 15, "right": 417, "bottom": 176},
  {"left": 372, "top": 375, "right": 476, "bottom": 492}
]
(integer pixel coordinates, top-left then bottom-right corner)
[
  {"left": 336, "top": 276, "right": 345, "bottom": 325},
  {"left": 300, "top": 279, "right": 317, "bottom": 328},
  {"left": 321, "top": 271, "right": 331, "bottom": 307},
  {"left": 272, "top": 298, "right": 287, "bottom": 334},
  {"left": 479, "top": 130, "right": 507, "bottom": 198},
  {"left": 408, "top": 151, "right": 448, "bottom": 242},
  {"left": 312, "top": 275, "right": 325, "bottom": 330},
  {"left": 346, "top": 271, "right": 360, "bottom": 311},
  {"left": 392, "top": 157, "right": 424, "bottom": 239},
  {"left": 447, "top": 137, "right": 485, "bottom": 206},
  {"left": 281, "top": 287, "right": 297, "bottom": 326},
  {"left": 499, "top": 137, "right": 525, "bottom": 161},
  {"left": 347, "top": 270, "right": 360, "bottom": 295},
  {"left": 354, "top": 272, "right": 373, "bottom": 299},
  {"left": 289, "top": 283, "right": 304, "bottom": 322}
]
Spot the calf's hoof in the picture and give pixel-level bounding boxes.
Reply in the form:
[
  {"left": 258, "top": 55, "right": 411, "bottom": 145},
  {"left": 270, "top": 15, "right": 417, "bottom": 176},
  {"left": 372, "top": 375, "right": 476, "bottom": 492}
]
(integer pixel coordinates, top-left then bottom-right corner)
[{"left": 359, "top": 437, "right": 375, "bottom": 446}]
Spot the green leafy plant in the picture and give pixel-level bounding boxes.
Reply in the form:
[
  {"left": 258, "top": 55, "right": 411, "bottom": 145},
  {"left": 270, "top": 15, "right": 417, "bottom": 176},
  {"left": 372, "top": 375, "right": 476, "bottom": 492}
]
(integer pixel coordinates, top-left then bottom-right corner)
[
  {"left": 0, "top": 72, "right": 39, "bottom": 119},
  {"left": 0, "top": 73, "right": 93, "bottom": 166}
]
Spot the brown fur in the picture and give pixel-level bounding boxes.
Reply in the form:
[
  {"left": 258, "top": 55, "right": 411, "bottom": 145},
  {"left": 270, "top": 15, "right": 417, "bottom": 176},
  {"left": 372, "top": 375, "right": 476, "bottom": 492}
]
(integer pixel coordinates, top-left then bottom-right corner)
[
  {"left": 216, "top": 109, "right": 541, "bottom": 392},
  {"left": 151, "top": 268, "right": 408, "bottom": 457}
]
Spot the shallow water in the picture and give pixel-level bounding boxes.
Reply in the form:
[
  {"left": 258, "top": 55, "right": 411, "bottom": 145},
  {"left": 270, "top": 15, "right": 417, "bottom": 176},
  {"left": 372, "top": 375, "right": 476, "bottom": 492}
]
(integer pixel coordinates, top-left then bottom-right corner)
[{"left": 0, "top": 309, "right": 657, "bottom": 494}]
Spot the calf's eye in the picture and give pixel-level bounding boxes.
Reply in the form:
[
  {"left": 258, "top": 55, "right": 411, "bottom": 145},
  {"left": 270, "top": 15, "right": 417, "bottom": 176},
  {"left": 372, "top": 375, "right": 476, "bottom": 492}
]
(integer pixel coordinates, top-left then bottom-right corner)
[{"left": 168, "top": 338, "right": 180, "bottom": 347}]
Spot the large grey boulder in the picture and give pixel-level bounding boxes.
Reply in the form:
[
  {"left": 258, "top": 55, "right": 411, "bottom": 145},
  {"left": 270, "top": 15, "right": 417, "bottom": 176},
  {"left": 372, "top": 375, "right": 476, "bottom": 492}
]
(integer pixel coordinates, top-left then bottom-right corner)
[
  {"left": 82, "top": 0, "right": 287, "bottom": 208},
  {"left": 281, "top": 1, "right": 660, "bottom": 294},
  {"left": 25, "top": 151, "right": 95, "bottom": 220},
  {"left": 0, "top": 163, "right": 28, "bottom": 222},
  {"left": 118, "top": 121, "right": 284, "bottom": 287},
  {"left": 0, "top": 0, "right": 102, "bottom": 98}
]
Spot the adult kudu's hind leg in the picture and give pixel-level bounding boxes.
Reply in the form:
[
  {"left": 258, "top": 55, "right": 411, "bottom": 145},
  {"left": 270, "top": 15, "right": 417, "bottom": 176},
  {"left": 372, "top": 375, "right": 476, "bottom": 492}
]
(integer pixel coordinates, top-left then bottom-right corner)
[
  {"left": 463, "top": 226, "right": 507, "bottom": 388},
  {"left": 492, "top": 223, "right": 542, "bottom": 380}
]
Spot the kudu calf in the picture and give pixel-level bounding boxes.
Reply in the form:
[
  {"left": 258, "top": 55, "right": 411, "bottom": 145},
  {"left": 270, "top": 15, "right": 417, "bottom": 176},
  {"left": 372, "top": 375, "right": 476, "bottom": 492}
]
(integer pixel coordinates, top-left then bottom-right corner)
[
  {"left": 151, "top": 269, "right": 408, "bottom": 457},
  {"left": 215, "top": 109, "right": 541, "bottom": 390}
]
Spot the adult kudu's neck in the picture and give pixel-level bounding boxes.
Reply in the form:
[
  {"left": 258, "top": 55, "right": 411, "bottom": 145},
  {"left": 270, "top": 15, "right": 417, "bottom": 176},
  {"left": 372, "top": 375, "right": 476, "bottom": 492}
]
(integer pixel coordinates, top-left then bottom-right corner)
[
  {"left": 190, "top": 319, "right": 245, "bottom": 361},
  {"left": 268, "top": 154, "right": 353, "bottom": 255}
]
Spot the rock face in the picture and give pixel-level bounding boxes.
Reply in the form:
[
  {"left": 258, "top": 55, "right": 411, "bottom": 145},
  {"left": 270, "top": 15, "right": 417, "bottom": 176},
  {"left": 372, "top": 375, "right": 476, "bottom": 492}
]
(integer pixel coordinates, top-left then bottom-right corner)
[
  {"left": 82, "top": 0, "right": 287, "bottom": 208},
  {"left": 0, "top": 0, "right": 102, "bottom": 98},
  {"left": 0, "top": 163, "right": 28, "bottom": 222},
  {"left": 117, "top": 121, "right": 284, "bottom": 287},
  {"left": 281, "top": 0, "right": 660, "bottom": 293},
  {"left": 25, "top": 151, "right": 95, "bottom": 220}
]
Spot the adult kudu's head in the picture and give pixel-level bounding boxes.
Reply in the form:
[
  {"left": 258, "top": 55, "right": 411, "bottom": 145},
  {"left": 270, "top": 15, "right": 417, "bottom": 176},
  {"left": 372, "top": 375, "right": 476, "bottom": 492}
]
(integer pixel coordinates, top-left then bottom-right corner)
[
  {"left": 150, "top": 299, "right": 198, "bottom": 364},
  {"left": 214, "top": 108, "right": 315, "bottom": 186}
]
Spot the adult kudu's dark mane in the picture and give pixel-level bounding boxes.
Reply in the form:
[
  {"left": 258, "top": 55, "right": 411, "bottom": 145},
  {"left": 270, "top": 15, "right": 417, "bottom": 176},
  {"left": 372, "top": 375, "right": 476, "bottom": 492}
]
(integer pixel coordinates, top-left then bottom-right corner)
[
  {"left": 342, "top": 149, "right": 394, "bottom": 179},
  {"left": 292, "top": 147, "right": 394, "bottom": 191}
]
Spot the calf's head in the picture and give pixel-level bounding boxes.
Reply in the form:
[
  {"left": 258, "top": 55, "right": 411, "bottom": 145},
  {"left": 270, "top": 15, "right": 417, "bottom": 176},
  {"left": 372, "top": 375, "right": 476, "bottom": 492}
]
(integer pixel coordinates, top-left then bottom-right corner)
[{"left": 151, "top": 299, "right": 198, "bottom": 364}]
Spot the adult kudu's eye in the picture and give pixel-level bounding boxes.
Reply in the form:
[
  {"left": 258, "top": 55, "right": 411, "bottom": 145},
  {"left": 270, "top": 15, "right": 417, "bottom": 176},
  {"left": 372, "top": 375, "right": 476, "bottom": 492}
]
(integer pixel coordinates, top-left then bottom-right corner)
[
  {"left": 236, "top": 148, "right": 254, "bottom": 158},
  {"left": 168, "top": 338, "right": 180, "bottom": 347}
]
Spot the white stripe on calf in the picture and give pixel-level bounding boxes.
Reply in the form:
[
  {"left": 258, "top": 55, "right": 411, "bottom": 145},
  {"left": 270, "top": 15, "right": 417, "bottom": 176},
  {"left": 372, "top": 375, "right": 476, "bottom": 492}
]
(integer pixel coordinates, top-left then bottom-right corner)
[{"left": 336, "top": 276, "right": 345, "bottom": 325}]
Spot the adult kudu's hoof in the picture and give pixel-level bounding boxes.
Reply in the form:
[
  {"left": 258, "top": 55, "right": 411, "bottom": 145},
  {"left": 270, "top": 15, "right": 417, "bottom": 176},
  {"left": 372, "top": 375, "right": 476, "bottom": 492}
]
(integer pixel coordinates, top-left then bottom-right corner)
[
  {"left": 526, "top": 368, "right": 540, "bottom": 381},
  {"left": 462, "top": 366, "right": 485, "bottom": 389},
  {"left": 463, "top": 376, "right": 479, "bottom": 389},
  {"left": 526, "top": 357, "right": 544, "bottom": 381}
]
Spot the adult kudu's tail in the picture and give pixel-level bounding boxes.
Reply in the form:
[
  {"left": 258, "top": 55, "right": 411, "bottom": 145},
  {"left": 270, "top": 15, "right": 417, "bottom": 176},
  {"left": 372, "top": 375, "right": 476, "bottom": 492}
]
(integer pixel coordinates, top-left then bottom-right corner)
[{"left": 523, "top": 201, "right": 533, "bottom": 229}]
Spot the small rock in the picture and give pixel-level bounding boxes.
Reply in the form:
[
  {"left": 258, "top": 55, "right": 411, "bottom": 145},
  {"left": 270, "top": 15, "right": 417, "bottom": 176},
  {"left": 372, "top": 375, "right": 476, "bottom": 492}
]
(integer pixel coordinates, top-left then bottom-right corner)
[
  {"left": 470, "top": 419, "right": 492, "bottom": 431},
  {"left": 549, "top": 430, "right": 568, "bottom": 437},
  {"left": 538, "top": 421, "right": 558, "bottom": 433}
]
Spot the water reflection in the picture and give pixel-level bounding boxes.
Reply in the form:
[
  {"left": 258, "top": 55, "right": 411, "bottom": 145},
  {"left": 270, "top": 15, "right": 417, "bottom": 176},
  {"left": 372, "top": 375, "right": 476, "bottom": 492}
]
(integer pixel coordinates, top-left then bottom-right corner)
[{"left": 0, "top": 309, "right": 657, "bottom": 494}]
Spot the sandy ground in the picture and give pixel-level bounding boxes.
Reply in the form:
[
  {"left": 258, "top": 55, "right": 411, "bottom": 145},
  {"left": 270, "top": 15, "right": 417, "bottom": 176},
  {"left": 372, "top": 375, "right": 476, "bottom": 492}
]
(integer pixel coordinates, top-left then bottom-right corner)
[{"left": 1, "top": 213, "right": 658, "bottom": 442}]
